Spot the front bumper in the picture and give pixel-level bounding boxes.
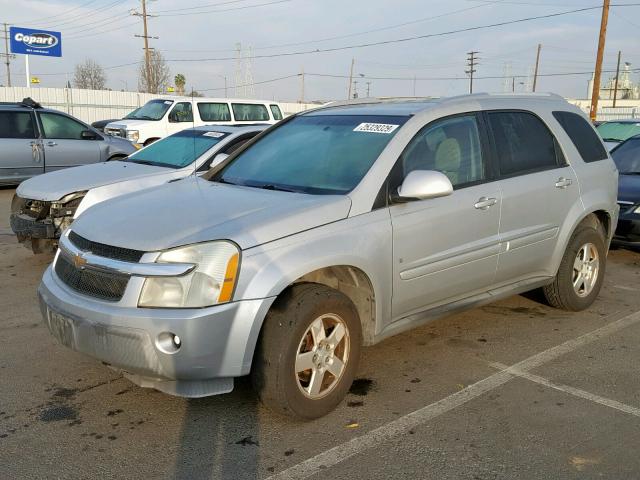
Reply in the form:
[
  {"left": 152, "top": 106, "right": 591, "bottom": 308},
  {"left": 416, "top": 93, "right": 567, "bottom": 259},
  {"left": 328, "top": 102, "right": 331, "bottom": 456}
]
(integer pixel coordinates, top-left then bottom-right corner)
[
  {"left": 613, "top": 216, "right": 640, "bottom": 246},
  {"left": 39, "top": 266, "right": 276, "bottom": 397},
  {"left": 10, "top": 213, "right": 56, "bottom": 239}
]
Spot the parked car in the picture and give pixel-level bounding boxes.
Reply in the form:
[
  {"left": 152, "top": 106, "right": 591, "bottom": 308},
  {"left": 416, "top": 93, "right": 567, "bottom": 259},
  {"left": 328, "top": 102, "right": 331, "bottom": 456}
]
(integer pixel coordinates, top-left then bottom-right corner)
[
  {"left": 0, "top": 98, "right": 136, "bottom": 186},
  {"left": 11, "top": 124, "right": 267, "bottom": 254},
  {"left": 104, "top": 97, "right": 284, "bottom": 147},
  {"left": 596, "top": 119, "right": 640, "bottom": 151},
  {"left": 610, "top": 134, "right": 640, "bottom": 248},
  {"left": 91, "top": 108, "right": 140, "bottom": 132},
  {"left": 38, "top": 94, "right": 617, "bottom": 419}
]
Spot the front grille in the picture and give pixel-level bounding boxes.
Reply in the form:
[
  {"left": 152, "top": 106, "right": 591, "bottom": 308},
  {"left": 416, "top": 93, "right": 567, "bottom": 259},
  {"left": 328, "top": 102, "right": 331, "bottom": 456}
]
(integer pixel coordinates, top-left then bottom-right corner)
[
  {"left": 105, "top": 127, "right": 125, "bottom": 138},
  {"left": 69, "top": 231, "right": 144, "bottom": 262},
  {"left": 55, "top": 253, "right": 129, "bottom": 301}
]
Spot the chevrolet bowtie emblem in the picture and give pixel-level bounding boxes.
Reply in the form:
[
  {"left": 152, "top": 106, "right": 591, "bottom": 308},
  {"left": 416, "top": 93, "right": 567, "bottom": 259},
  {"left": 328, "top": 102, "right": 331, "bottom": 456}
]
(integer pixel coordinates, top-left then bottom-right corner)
[{"left": 73, "top": 252, "right": 88, "bottom": 269}]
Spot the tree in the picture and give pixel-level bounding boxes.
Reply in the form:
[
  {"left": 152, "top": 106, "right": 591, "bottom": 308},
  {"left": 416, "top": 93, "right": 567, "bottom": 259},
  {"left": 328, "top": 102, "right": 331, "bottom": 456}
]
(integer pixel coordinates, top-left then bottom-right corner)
[
  {"left": 73, "top": 59, "right": 106, "bottom": 90},
  {"left": 174, "top": 73, "right": 186, "bottom": 95},
  {"left": 138, "top": 50, "right": 170, "bottom": 94}
]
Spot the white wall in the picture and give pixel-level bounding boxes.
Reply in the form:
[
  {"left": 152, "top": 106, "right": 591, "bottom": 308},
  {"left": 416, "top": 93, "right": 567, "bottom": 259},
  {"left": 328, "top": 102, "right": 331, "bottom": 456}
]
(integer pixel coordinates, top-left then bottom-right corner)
[{"left": 0, "top": 86, "right": 319, "bottom": 123}]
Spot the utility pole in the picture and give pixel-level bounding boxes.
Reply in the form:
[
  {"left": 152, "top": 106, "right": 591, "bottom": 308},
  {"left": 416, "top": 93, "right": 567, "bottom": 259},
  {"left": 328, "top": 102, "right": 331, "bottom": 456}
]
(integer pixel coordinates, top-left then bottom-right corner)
[
  {"left": 532, "top": 43, "right": 542, "bottom": 92},
  {"left": 612, "top": 50, "right": 621, "bottom": 108},
  {"left": 132, "top": 0, "right": 157, "bottom": 93},
  {"left": 366, "top": 81, "right": 371, "bottom": 97},
  {"left": 299, "top": 67, "right": 305, "bottom": 103},
  {"left": 466, "top": 51, "right": 479, "bottom": 94},
  {"left": 2, "top": 23, "right": 13, "bottom": 87},
  {"left": 590, "top": 0, "right": 610, "bottom": 121},
  {"left": 353, "top": 80, "right": 358, "bottom": 99},
  {"left": 412, "top": 75, "right": 416, "bottom": 96},
  {"left": 347, "top": 58, "right": 355, "bottom": 100}
]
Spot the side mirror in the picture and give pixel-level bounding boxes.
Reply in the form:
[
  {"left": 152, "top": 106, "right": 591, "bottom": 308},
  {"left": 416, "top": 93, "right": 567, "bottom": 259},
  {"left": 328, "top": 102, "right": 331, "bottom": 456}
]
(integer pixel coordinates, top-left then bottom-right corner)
[
  {"left": 81, "top": 130, "right": 98, "bottom": 140},
  {"left": 209, "top": 152, "right": 229, "bottom": 168},
  {"left": 395, "top": 170, "right": 453, "bottom": 202},
  {"left": 168, "top": 111, "right": 179, "bottom": 123}
]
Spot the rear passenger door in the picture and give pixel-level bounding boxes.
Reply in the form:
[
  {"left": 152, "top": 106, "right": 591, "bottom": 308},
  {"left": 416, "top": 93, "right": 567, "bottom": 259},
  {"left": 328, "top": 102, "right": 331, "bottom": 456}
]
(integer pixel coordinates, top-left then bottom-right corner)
[
  {"left": 390, "top": 113, "right": 502, "bottom": 319},
  {"left": 487, "top": 111, "right": 581, "bottom": 284},
  {"left": 38, "top": 112, "right": 100, "bottom": 172},
  {"left": 0, "top": 110, "right": 43, "bottom": 182}
]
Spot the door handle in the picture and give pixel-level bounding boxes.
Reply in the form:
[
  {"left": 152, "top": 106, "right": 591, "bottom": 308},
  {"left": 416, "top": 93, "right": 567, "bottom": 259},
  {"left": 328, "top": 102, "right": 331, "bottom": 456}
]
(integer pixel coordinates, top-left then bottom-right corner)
[
  {"left": 555, "top": 177, "right": 572, "bottom": 188},
  {"left": 47, "top": 141, "right": 58, "bottom": 147},
  {"left": 474, "top": 197, "right": 497, "bottom": 210}
]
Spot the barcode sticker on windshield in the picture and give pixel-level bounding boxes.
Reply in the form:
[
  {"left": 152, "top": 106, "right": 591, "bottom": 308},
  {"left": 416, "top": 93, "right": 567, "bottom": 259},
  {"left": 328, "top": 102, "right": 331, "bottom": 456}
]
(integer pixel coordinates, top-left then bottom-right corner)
[
  {"left": 203, "top": 131, "right": 225, "bottom": 138},
  {"left": 163, "top": 101, "right": 173, "bottom": 105},
  {"left": 354, "top": 123, "right": 400, "bottom": 134}
]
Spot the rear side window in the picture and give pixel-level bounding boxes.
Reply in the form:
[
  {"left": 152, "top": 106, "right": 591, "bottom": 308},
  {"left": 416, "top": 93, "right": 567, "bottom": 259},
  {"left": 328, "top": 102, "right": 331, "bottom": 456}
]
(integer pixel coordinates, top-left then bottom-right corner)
[
  {"left": 0, "top": 111, "right": 36, "bottom": 139},
  {"left": 488, "top": 111, "right": 560, "bottom": 176},
  {"left": 231, "top": 103, "right": 270, "bottom": 121},
  {"left": 553, "top": 111, "right": 607, "bottom": 163},
  {"left": 198, "top": 102, "right": 231, "bottom": 122},
  {"left": 270, "top": 104, "right": 283, "bottom": 120}
]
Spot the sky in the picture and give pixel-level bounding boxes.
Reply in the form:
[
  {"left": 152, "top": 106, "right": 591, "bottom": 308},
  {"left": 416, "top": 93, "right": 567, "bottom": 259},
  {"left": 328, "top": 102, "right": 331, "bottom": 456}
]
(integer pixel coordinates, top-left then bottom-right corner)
[{"left": 0, "top": 0, "right": 639, "bottom": 102}]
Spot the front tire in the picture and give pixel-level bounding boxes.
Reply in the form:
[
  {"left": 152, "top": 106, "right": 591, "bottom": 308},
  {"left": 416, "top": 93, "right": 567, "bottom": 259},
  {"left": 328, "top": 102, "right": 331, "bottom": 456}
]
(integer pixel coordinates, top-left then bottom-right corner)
[
  {"left": 543, "top": 225, "right": 606, "bottom": 311},
  {"left": 251, "top": 284, "right": 361, "bottom": 420}
]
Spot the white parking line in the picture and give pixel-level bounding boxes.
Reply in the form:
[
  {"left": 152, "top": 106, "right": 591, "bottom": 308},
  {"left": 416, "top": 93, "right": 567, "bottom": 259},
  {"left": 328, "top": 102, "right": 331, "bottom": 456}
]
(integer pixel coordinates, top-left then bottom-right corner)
[
  {"left": 266, "top": 309, "right": 640, "bottom": 480},
  {"left": 490, "top": 362, "right": 640, "bottom": 418}
]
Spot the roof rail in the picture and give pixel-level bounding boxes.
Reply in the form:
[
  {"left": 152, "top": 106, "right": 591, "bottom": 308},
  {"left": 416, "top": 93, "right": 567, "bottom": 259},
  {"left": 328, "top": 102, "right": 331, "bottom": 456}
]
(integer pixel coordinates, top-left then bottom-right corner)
[
  {"left": 322, "top": 96, "right": 436, "bottom": 110},
  {"left": 0, "top": 97, "right": 43, "bottom": 109}
]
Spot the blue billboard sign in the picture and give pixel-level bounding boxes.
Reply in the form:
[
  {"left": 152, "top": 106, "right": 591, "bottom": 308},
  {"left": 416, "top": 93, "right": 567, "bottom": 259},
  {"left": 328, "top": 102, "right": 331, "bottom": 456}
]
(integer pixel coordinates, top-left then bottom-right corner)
[{"left": 9, "top": 26, "right": 62, "bottom": 57}]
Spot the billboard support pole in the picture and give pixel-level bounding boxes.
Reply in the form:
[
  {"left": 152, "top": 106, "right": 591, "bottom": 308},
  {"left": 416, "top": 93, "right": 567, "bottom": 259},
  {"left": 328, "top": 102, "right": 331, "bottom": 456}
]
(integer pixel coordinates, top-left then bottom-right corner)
[{"left": 25, "top": 54, "right": 29, "bottom": 88}]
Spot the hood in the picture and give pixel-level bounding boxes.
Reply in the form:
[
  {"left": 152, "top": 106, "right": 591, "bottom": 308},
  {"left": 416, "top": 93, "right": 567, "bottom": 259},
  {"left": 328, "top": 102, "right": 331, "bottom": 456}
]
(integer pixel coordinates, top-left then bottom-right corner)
[
  {"left": 71, "top": 176, "right": 352, "bottom": 251},
  {"left": 17, "top": 161, "right": 171, "bottom": 201},
  {"left": 106, "top": 119, "right": 154, "bottom": 130},
  {"left": 618, "top": 173, "right": 640, "bottom": 203}
]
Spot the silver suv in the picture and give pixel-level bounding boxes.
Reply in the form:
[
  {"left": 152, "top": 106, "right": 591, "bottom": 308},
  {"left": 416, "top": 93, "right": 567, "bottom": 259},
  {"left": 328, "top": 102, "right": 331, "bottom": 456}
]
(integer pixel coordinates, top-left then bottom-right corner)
[
  {"left": 0, "top": 98, "right": 136, "bottom": 186},
  {"left": 38, "top": 94, "right": 618, "bottom": 419}
]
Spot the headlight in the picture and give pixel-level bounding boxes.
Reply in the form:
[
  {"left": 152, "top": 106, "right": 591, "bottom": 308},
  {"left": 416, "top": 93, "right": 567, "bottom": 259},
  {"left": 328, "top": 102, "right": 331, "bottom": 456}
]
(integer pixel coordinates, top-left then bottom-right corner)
[
  {"left": 139, "top": 241, "right": 240, "bottom": 308},
  {"left": 634, "top": 206, "right": 640, "bottom": 214},
  {"left": 126, "top": 130, "right": 140, "bottom": 142}
]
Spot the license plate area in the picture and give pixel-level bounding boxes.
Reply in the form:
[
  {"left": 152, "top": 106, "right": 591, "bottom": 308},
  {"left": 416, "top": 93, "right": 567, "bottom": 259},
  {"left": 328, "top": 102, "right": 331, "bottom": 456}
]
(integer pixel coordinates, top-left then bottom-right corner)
[{"left": 46, "top": 308, "right": 76, "bottom": 348}]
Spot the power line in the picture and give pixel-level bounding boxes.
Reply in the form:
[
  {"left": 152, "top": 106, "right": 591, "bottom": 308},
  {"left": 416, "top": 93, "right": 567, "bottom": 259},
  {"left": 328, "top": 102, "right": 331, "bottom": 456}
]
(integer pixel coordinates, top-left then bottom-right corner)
[{"left": 154, "top": 0, "right": 293, "bottom": 16}]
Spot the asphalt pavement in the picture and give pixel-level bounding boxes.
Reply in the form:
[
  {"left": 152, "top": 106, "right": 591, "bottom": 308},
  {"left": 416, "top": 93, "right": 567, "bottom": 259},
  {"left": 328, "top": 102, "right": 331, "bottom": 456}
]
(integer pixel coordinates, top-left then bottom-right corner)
[{"left": 1, "top": 186, "right": 639, "bottom": 480}]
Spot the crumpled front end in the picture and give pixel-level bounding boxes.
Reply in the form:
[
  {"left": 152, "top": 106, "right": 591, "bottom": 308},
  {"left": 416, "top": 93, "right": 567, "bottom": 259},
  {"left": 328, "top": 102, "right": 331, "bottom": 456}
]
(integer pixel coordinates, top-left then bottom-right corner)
[{"left": 10, "top": 191, "right": 86, "bottom": 253}]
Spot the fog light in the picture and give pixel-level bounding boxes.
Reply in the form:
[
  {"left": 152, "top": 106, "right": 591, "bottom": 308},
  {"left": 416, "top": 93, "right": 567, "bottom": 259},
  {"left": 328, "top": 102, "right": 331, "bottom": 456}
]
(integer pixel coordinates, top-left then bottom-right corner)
[{"left": 156, "top": 332, "right": 182, "bottom": 354}]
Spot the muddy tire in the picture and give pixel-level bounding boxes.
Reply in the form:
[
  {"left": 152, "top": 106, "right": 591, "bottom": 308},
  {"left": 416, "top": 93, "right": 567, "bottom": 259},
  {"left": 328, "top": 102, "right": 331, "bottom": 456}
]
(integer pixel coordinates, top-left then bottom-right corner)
[
  {"left": 543, "top": 225, "right": 606, "bottom": 311},
  {"left": 251, "top": 284, "right": 361, "bottom": 420}
]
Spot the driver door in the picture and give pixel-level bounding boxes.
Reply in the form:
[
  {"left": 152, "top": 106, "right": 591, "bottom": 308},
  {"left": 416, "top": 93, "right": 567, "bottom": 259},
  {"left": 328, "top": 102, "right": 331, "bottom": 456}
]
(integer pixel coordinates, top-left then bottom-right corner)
[
  {"left": 37, "top": 112, "right": 100, "bottom": 172},
  {"left": 389, "top": 113, "right": 502, "bottom": 320}
]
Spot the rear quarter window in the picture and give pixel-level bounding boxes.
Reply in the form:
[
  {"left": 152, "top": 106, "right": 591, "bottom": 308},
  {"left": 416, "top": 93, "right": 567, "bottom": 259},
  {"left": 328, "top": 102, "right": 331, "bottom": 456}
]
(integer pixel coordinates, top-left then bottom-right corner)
[{"left": 552, "top": 111, "right": 608, "bottom": 163}]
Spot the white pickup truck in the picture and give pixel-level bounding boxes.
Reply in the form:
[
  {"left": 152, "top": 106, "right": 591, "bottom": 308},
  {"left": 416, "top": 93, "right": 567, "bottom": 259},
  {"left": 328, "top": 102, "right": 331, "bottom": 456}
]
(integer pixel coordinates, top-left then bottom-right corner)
[{"left": 104, "top": 97, "right": 284, "bottom": 147}]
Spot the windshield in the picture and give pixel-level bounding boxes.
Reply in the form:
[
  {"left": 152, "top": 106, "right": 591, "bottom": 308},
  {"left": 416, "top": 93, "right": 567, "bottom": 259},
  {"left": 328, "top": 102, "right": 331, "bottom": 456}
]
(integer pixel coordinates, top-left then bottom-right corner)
[
  {"left": 214, "top": 114, "right": 409, "bottom": 194},
  {"left": 126, "top": 100, "right": 174, "bottom": 121},
  {"left": 596, "top": 121, "right": 640, "bottom": 143},
  {"left": 127, "top": 129, "right": 229, "bottom": 169},
  {"left": 611, "top": 137, "right": 640, "bottom": 174},
  {"left": 124, "top": 107, "right": 140, "bottom": 119}
]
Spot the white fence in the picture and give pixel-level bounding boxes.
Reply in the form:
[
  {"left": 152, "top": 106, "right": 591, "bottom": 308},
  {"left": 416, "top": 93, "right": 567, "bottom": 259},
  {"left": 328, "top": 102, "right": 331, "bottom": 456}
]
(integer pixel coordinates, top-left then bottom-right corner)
[
  {"left": 596, "top": 107, "right": 639, "bottom": 122},
  {"left": 0, "top": 86, "right": 318, "bottom": 124}
]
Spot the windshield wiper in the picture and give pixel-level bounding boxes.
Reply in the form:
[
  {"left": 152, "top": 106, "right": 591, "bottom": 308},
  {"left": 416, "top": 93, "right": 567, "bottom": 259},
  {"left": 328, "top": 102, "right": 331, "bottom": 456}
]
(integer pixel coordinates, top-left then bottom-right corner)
[
  {"left": 620, "top": 171, "right": 640, "bottom": 175},
  {"left": 254, "top": 184, "right": 299, "bottom": 193},
  {"left": 601, "top": 138, "right": 622, "bottom": 143},
  {"left": 126, "top": 159, "right": 156, "bottom": 166}
]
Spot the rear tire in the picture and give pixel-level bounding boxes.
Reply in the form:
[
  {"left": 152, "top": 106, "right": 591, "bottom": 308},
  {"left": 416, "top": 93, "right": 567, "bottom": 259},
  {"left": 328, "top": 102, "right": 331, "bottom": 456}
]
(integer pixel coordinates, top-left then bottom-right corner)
[
  {"left": 251, "top": 284, "right": 361, "bottom": 420},
  {"left": 542, "top": 225, "right": 606, "bottom": 311}
]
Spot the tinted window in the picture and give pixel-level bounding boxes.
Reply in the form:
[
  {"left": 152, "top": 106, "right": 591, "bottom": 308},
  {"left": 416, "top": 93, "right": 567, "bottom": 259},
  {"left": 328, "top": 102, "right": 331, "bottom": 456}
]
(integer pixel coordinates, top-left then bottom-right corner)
[
  {"left": 270, "top": 104, "right": 283, "bottom": 120},
  {"left": 232, "top": 103, "right": 270, "bottom": 121},
  {"left": 488, "top": 111, "right": 559, "bottom": 176},
  {"left": 169, "top": 102, "right": 193, "bottom": 123},
  {"left": 611, "top": 137, "right": 640, "bottom": 174},
  {"left": 198, "top": 102, "right": 231, "bottom": 122},
  {"left": 39, "top": 112, "right": 86, "bottom": 140},
  {"left": 127, "top": 99, "right": 172, "bottom": 121},
  {"left": 0, "top": 111, "right": 36, "bottom": 139},
  {"left": 216, "top": 114, "right": 409, "bottom": 194},
  {"left": 553, "top": 111, "right": 607, "bottom": 163},
  {"left": 399, "top": 114, "right": 484, "bottom": 188},
  {"left": 127, "top": 129, "right": 229, "bottom": 169}
]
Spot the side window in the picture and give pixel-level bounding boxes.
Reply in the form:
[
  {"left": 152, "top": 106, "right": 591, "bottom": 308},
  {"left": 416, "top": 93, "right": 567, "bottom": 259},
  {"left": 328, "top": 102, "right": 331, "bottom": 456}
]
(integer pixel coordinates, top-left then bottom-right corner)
[
  {"left": 488, "top": 111, "right": 560, "bottom": 176},
  {"left": 198, "top": 103, "right": 231, "bottom": 122},
  {"left": 552, "top": 111, "right": 608, "bottom": 163},
  {"left": 231, "top": 103, "right": 270, "bottom": 121},
  {"left": 270, "top": 104, "right": 283, "bottom": 120},
  {"left": 0, "top": 111, "right": 37, "bottom": 139},
  {"left": 39, "top": 112, "right": 86, "bottom": 140},
  {"left": 169, "top": 102, "right": 193, "bottom": 123},
  {"left": 399, "top": 114, "right": 485, "bottom": 188}
]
